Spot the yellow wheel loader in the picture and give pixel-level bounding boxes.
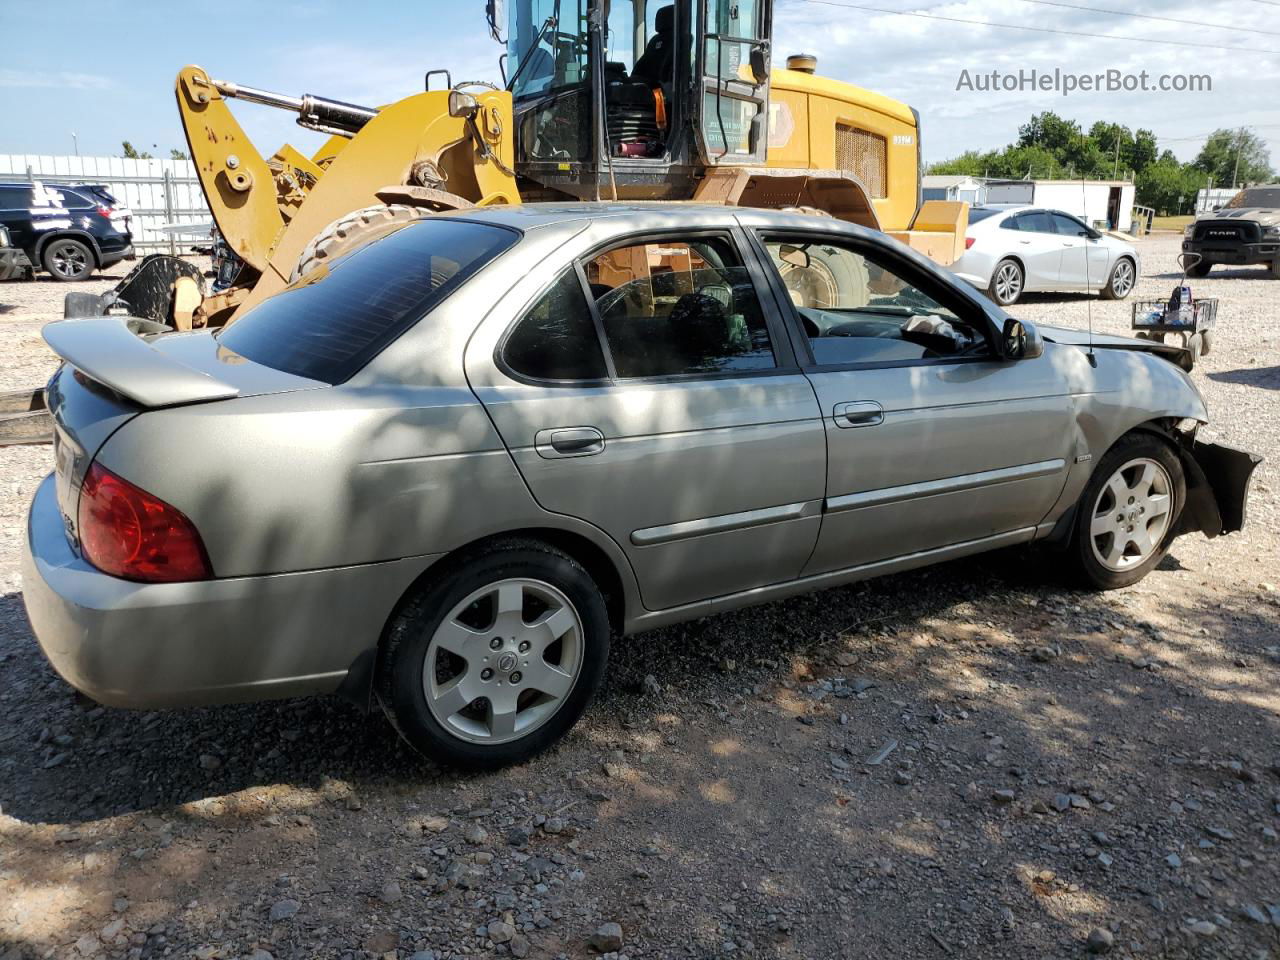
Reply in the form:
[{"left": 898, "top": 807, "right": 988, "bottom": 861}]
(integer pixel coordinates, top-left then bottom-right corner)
[{"left": 69, "top": 0, "right": 968, "bottom": 331}]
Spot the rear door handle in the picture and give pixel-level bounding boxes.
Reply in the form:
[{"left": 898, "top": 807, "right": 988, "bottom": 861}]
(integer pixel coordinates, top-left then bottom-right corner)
[
  {"left": 832, "top": 401, "right": 883, "bottom": 428},
  {"left": 535, "top": 426, "right": 606, "bottom": 458}
]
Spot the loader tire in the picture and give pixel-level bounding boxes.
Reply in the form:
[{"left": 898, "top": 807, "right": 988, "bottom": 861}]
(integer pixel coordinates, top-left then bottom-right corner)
[
  {"left": 292, "top": 204, "right": 433, "bottom": 283},
  {"left": 781, "top": 206, "right": 833, "bottom": 218}
]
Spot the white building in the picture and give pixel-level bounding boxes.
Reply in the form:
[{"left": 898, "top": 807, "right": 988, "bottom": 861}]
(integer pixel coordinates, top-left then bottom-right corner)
[
  {"left": 984, "top": 179, "right": 1136, "bottom": 232},
  {"left": 922, "top": 175, "right": 987, "bottom": 205}
]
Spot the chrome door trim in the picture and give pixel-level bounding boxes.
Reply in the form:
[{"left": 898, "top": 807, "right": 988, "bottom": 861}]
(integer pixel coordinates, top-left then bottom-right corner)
[
  {"left": 631, "top": 499, "right": 822, "bottom": 546},
  {"left": 825, "top": 458, "right": 1066, "bottom": 513}
]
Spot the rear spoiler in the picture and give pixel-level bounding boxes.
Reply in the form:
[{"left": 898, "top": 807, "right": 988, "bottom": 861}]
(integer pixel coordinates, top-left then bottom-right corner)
[{"left": 42, "top": 317, "right": 240, "bottom": 409}]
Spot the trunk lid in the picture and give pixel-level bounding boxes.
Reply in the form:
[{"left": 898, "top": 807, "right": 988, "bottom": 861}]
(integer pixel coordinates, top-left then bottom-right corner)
[{"left": 42, "top": 316, "right": 323, "bottom": 550}]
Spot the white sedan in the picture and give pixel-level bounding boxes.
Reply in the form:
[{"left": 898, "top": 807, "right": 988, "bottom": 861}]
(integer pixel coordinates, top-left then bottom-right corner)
[{"left": 949, "top": 205, "right": 1140, "bottom": 306}]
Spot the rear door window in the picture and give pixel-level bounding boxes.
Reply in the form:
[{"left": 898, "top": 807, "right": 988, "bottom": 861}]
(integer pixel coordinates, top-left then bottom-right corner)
[
  {"left": 218, "top": 218, "right": 518, "bottom": 384},
  {"left": 1015, "top": 211, "right": 1055, "bottom": 234},
  {"left": 583, "top": 235, "right": 776, "bottom": 378}
]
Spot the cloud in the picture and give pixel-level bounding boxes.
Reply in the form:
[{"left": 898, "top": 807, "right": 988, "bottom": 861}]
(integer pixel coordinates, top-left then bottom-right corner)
[
  {"left": 0, "top": 69, "right": 113, "bottom": 90},
  {"left": 771, "top": 0, "right": 1280, "bottom": 165}
]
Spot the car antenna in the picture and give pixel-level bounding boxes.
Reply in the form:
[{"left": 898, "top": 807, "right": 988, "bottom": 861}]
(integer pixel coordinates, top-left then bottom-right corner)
[{"left": 1082, "top": 175, "right": 1097, "bottom": 367}]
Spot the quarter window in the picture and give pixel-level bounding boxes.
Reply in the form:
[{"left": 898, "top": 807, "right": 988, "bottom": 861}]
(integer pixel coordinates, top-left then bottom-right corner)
[
  {"left": 762, "top": 238, "right": 989, "bottom": 366},
  {"left": 584, "top": 236, "right": 776, "bottom": 378},
  {"left": 504, "top": 270, "right": 608, "bottom": 381}
]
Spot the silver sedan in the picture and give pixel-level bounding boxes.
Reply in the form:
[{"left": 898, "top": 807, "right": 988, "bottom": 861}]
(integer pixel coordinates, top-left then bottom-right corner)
[
  {"left": 22, "top": 203, "right": 1258, "bottom": 767},
  {"left": 950, "top": 205, "right": 1140, "bottom": 306}
]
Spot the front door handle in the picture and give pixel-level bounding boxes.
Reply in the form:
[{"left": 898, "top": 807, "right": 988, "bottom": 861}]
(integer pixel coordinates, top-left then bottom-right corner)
[
  {"left": 535, "top": 426, "right": 606, "bottom": 458},
  {"left": 832, "top": 401, "right": 884, "bottom": 428}
]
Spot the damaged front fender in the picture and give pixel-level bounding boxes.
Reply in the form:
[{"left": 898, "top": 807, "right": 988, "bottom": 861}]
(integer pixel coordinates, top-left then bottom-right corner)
[{"left": 1176, "top": 441, "right": 1263, "bottom": 539}]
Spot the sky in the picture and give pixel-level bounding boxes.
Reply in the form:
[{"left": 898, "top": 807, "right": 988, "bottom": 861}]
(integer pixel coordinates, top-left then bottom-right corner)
[{"left": 1, "top": 0, "right": 1277, "bottom": 172}]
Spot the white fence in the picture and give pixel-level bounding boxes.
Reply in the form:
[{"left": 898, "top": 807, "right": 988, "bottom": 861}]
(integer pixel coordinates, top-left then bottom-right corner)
[{"left": 0, "top": 155, "right": 212, "bottom": 254}]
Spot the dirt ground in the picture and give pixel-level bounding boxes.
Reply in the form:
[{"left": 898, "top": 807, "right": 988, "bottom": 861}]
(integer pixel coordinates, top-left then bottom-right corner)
[{"left": 0, "top": 235, "right": 1277, "bottom": 960}]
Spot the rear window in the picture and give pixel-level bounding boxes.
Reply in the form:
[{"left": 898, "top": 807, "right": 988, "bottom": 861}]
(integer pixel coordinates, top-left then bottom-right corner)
[
  {"left": 217, "top": 218, "right": 518, "bottom": 383},
  {"left": 967, "top": 208, "right": 1001, "bottom": 224}
]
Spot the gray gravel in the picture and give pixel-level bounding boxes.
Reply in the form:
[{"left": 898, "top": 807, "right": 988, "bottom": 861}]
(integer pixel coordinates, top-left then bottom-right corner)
[{"left": 0, "top": 234, "right": 1277, "bottom": 959}]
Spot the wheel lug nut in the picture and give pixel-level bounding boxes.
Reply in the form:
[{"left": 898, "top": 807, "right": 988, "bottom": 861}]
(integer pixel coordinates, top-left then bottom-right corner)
[
  {"left": 481, "top": 668, "right": 494, "bottom": 681},
  {"left": 510, "top": 671, "right": 522, "bottom": 684},
  {"left": 518, "top": 641, "right": 530, "bottom": 653},
  {"left": 490, "top": 637, "right": 502, "bottom": 650}
]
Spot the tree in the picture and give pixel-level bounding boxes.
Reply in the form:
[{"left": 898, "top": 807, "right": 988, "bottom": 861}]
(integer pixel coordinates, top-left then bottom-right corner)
[
  {"left": 1017, "top": 112, "right": 1083, "bottom": 155},
  {"left": 1193, "top": 129, "right": 1273, "bottom": 187},
  {"left": 121, "top": 141, "right": 153, "bottom": 160},
  {"left": 170, "top": 149, "right": 188, "bottom": 160},
  {"left": 1136, "top": 156, "right": 1203, "bottom": 214}
]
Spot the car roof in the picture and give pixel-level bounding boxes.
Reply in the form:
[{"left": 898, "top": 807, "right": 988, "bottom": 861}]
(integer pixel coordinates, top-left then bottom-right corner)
[{"left": 440, "top": 201, "right": 863, "bottom": 233}]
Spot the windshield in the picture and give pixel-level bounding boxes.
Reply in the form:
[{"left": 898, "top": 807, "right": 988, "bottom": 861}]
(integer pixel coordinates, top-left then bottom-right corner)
[
  {"left": 217, "top": 219, "right": 518, "bottom": 384},
  {"left": 509, "top": 0, "right": 590, "bottom": 99},
  {"left": 1227, "top": 187, "right": 1280, "bottom": 209}
]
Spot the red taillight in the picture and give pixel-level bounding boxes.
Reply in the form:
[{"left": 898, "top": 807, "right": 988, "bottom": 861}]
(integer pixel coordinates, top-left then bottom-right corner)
[
  {"left": 77, "top": 462, "right": 212, "bottom": 582},
  {"left": 97, "top": 205, "right": 112, "bottom": 219},
  {"left": 965, "top": 237, "right": 976, "bottom": 249}
]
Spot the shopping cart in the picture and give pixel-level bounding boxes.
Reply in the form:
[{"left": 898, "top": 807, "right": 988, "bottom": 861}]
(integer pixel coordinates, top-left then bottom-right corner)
[{"left": 1130, "top": 253, "right": 1217, "bottom": 370}]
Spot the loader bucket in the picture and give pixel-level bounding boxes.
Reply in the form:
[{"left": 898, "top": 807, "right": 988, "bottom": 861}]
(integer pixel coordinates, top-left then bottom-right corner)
[{"left": 63, "top": 255, "right": 208, "bottom": 329}]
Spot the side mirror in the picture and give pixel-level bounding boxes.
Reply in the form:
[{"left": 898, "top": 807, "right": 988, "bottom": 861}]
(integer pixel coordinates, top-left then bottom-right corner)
[
  {"left": 1002, "top": 317, "right": 1043, "bottom": 360},
  {"left": 749, "top": 43, "right": 770, "bottom": 85}
]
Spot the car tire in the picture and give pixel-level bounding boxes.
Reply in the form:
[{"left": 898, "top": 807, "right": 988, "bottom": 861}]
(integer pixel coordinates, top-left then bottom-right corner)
[
  {"left": 1271, "top": 258, "right": 1280, "bottom": 280},
  {"left": 376, "top": 539, "right": 611, "bottom": 769},
  {"left": 42, "top": 237, "right": 95, "bottom": 282},
  {"left": 1200, "top": 329, "right": 1214, "bottom": 356},
  {"left": 1070, "top": 432, "right": 1185, "bottom": 590},
  {"left": 1100, "top": 257, "right": 1136, "bottom": 300},
  {"left": 1186, "top": 260, "right": 1212, "bottom": 278},
  {"left": 988, "top": 258, "right": 1024, "bottom": 306}
]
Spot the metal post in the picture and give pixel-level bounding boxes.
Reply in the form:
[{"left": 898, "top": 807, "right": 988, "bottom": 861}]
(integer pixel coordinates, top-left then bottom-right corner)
[{"left": 162, "top": 168, "right": 176, "bottom": 257}]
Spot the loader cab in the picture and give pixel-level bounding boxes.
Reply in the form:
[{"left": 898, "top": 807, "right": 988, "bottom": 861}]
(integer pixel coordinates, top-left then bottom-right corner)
[{"left": 498, "top": 0, "right": 772, "bottom": 200}]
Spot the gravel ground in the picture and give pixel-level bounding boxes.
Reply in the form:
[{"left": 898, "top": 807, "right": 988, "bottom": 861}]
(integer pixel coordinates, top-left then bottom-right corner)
[{"left": 1, "top": 235, "right": 1278, "bottom": 960}]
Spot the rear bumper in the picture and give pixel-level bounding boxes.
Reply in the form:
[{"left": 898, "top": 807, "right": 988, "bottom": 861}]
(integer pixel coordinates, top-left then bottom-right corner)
[
  {"left": 21, "top": 472, "right": 436, "bottom": 709},
  {"left": 1183, "top": 239, "right": 1278, "bottom": 266},
  {"left": 99, "top": 244, "right": 133, "bottom": 267}
]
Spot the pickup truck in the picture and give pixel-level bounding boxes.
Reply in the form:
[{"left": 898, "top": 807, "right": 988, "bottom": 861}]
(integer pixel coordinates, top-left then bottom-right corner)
[{"left": 1182, "top": 184, "right": 1280, "bottom": 278}]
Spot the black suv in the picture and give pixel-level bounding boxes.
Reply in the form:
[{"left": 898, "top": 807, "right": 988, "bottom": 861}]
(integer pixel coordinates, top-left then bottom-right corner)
[{"left": 0, "top": 182, "right": 134, "bottom": 281}]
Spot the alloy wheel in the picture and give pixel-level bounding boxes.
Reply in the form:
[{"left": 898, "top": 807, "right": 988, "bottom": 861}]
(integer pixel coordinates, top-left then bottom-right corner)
[
  {"left": 1089, "top": 457, "right": 1173, "bottom": 571},
  {"left": 1111, "top": 259, "right": 1135, "bottom": 296},
  {"left": 422, "top": 578, "right": 584, "bottom": 745},
  {"left": 48, "top": 240, "right": 90, "bottom": 280},
  {"left": 994, "top": 262, "right": 1022, "bottom": 303}
]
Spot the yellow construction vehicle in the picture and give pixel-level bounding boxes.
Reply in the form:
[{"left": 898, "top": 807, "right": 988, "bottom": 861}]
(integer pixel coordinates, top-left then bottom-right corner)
[{"left": 74, "top": 0, "right": 968, "bottom": 330}]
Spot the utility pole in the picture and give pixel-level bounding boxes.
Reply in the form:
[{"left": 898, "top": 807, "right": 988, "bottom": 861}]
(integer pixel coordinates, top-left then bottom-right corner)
[
  {"left": 1231, "top": 130, "right": 1243, "bottom": 189},
  {"left": 1113, "top": 135, "right": 1121, "bottom": 180}
]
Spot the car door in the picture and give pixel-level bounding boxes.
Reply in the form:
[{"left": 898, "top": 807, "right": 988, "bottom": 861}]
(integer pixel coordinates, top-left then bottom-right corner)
[
  {"left": 1051, "top": 212, "right": 1110, "bottom": 290},
  {"left": 466, "top": 225, "right": 826, "bottom": 611},
  {"left": 1011, "top": 210, "right": 1067, "bottom": 290},
  {"left": 750, "top": 224, "right": 1074, "bottom": 575}
]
